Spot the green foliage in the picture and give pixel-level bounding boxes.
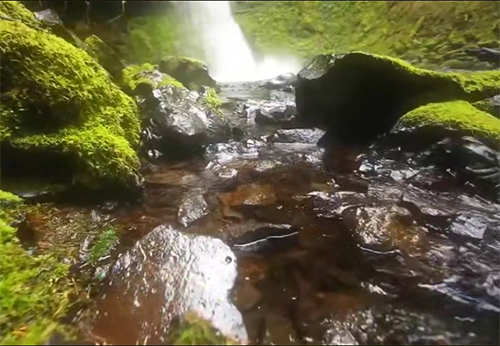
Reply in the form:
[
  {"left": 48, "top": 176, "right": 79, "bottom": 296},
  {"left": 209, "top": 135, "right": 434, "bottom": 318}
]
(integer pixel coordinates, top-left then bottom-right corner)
[
  {"left": 116, "top": 14, "right": 181, "bottom": 64},
  {"left": 0, "top": 190, "right": 23, "bottom": 209},
  {"left": 399, "top": 100, "right": 500, "bottom": 142},
  {"left": 89, "top": 228, "right": 119, "bottom": 265},
  {"left": 235, "top": 1, "right": 500, "bottom": 68},
  {"left": 0, "top": 8, "right": 141, "bottom": 191},
  {"left": 0, "top": 206, "right": 75, "bottom": 345}
]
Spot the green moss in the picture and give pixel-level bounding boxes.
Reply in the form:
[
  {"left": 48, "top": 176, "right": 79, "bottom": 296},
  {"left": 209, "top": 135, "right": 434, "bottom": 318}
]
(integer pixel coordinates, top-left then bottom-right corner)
[
  {"left": 0, "top": 14, "right": 141, "bottom": 191},
  {"left": 0, "top": 190, "right": 23, "bottom": 208},
  {"left": 0, "top": 1, "right": 43, "bottom": 29},
  {"left": 234, "top": 1, "right": 500, "bottom": 68},
  {"left": 399, "top": 100, "right": 500, "bottom": 142},
  {"left": 0, "top": 202, "right": 75, "bottom": 345},
  {"left": 159, "top": 56, "right": 217, "bottom": 91},
  {"left": 83, "top": 34, "right": 124, "bottom": 80},
  {"left": 170, "top": 312, "right": 237, "bottom": 345},
  {"left": 122, "top": 63, "right": 184, "bottom": 94},
  {"left": 89, "top": 228, "right": 119, "bottom": 265},
  {"left": 201, "top": 87, "right": 223, "bottom": 116}
]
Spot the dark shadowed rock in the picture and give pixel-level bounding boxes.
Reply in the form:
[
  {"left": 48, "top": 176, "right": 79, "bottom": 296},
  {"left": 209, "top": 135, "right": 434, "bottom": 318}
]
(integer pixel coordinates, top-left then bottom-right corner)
[
  {"left": 295, "top": 52, "right": 499, "bottom": 145},
  {"left": 473, "top": 94, "right": 500, "bottom": 118},
  {"left": 465, "top": 48, "right": 500, "bottom": 67}
]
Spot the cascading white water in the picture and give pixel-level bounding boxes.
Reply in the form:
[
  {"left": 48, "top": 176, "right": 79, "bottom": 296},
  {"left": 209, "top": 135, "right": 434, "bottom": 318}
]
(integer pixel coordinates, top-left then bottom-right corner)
[{"left": 175, "top": 1, "right": 301, "bottom": 83}]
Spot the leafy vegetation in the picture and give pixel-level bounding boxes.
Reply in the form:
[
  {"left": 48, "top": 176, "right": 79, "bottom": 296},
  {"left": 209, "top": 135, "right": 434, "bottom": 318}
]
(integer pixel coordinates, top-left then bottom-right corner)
[
  {"left": 169, "top": 312, "right": 237, "bottom": 345},
  {"left": 89, "top": 228, "right": 119, "bottom": 265},
  {"left": 235, "top": 1, "right": 500, "bottom": 69}
]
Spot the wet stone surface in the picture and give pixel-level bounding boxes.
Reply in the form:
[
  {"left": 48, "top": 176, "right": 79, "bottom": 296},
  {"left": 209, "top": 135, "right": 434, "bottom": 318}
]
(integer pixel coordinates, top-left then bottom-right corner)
[
  {"left": 82, "top": 82, "right": 500, "bottom": 345},
  {"left": 89, "top": 225, "right": 247, "bottom": 344}
]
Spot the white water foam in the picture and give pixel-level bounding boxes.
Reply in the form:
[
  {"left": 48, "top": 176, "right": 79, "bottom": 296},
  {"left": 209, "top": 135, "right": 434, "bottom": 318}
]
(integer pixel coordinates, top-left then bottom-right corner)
[{"left": 175, "top": 1, "right": 301, "bottom": 83}]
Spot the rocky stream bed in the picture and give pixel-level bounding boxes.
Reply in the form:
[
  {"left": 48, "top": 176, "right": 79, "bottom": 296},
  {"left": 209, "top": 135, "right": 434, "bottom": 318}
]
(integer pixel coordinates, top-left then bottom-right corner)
[{"left": 48, "top": 81, "right": 499, "bottom": 345}]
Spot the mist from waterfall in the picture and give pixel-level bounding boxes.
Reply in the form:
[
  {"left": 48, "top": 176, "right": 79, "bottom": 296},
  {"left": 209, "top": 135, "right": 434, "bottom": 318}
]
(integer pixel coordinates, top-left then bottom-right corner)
[{"left": 174, "top": 1, "right": 301, "bottom": 83}]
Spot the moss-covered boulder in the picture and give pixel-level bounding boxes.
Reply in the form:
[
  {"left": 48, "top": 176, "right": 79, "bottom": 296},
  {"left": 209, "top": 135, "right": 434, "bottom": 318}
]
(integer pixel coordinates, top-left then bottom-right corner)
[
  {"left": 83, "top": 34, "right": 125, "bottom": 81},
  {"left": 159, "top": 56, "right": 218, "bottom": 92},
  {"left": 0, "top": 15, "right": 142, "bottom": 195},
  {"left": 122, "top": 63, "right": 184, "bottom": 96},
  {"left": 473, "top": 95, "right": 500, "bottom": 119},
  {"left": 295, "top": 52, "right": 500, "bottom": 145}
]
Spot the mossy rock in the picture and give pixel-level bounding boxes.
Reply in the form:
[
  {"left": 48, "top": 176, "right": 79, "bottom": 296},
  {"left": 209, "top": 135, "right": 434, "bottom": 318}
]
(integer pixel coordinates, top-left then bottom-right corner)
[
  {"left": 0, "top": 1, "right": 44, "bottom": 29},
  {"left": 473, "top": 95, "right": 500, "bottom": 118},
  {"left": 0, "top": 15, "right": 142, "bottom": 195},
  {"left": 398, "top": 100, "right": 500, "bottom": 144},
  {"left": 122, "top": 63, "right": 184, "bottom": 97},
  {"left": 295, "top": 52, "right": 500, "bottom": 145},
  {"left": 169, "top": 312, "right": 238, "bottom": 345},
  {"left": 159, "top": 56, "right": 218, "bottom": 92},
  {"left": 83, "top": 34, "right": 125, "bottom": 81}
]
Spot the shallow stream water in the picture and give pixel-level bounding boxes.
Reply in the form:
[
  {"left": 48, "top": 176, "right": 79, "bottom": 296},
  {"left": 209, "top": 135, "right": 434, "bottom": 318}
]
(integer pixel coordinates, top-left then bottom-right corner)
[{"left": 75, "top": 82, "right": 500, "bottom": 345}]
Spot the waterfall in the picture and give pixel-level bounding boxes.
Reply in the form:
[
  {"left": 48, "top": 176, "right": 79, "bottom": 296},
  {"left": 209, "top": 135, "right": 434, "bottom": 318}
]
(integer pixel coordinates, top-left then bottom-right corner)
[{"left": 175, "top": 1, "right": 301, "bottom": 83}]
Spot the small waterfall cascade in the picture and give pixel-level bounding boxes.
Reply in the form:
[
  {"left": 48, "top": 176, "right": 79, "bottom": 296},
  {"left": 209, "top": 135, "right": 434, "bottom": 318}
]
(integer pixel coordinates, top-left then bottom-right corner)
[{"left": 175, "top": 1, "right": 301, "bottom": 82}]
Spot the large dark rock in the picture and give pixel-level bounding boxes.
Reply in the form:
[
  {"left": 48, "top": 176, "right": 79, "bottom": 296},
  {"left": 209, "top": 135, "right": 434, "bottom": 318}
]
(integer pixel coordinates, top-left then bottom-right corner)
[{"left": 295, "top": 52, "right": 500, "bottom": 145}]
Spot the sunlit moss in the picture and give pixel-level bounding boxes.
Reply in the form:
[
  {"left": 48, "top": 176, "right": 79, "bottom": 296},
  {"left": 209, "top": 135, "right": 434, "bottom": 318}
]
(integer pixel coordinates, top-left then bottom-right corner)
[
  {"left": 0, "top": 196, "right": 76, "bottom": 345},
  {"left": 399, "top": 100, "right": 500, "bottom": 142},
  {"left": 122, "top": 63, "right": 184, "bottom": 93},
  {"left": 0, "top": 11, "right": 141, "bottom": 191},
  {"left": 170, "top": 312, "right": 239, "bottom": 345}
]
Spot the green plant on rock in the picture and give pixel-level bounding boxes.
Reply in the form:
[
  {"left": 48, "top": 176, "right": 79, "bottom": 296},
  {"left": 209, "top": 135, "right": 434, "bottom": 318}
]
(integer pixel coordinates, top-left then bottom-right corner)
[
  {"left": 170, "top": 312, "right": 238, "bottom": 345},
  {"left": 201, "top": 87, "right": 223, "bottom": 116},
  {"left": 0, "top": 5, "right": 142, "bottom": 193},
  {"left": 89, "top": 228, "right": 119, "bottom": 265}
]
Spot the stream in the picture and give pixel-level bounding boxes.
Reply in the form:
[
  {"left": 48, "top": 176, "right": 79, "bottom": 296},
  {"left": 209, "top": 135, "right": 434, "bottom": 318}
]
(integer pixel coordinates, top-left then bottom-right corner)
[{"left": 70, "top": 81, "right": 500, "bottom": 345}]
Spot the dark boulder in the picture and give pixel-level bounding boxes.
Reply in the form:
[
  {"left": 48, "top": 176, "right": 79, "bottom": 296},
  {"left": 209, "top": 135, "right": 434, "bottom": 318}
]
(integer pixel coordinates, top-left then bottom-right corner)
[
  {"left": 473, "top": 95, "right": 500, "bottom": 118},
  {"left": 295, "top": 52, "right": 500, "bottom": 146},
  {"left": 465, "top": 48, "right": 500, "bottom": 67}
]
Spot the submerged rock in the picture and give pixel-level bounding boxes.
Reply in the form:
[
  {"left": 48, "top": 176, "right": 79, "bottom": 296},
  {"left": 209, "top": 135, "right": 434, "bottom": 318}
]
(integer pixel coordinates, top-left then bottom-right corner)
[
  {"left": 90, "top": 225, "right": 247, "bottom": 344},
  {"left": 178, "top": 189, "right": 209, "bottom": 227},
  {"left": 295, "top": 52, "right": 500, "bottom": 145},
  {"left": 0, "top": 13, "right": 142, "bottom": 194},
  {"left": 159, "top": 56, "right": 218, "bottom": 92},
  {"left": 268, "top": 128, "right": 325, "bottom": 144}
]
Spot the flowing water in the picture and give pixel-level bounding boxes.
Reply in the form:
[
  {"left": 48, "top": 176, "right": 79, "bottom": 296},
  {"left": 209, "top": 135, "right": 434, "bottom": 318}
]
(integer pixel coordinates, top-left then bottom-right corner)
[
  {"left": 174, "top": 1, "right": 301, "bottom": 82},
  {"left": 61, "top": 82, "right": 500, "bottom": 345}
]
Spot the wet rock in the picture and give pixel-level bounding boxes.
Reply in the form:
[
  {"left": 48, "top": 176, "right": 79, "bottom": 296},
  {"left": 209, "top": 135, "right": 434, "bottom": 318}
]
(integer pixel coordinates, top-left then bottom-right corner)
[
  {"left": 473, "top": 94, "right": 500, "bottom": 118},
  {"left": 232, "top": 281, "right": 261, "bottom": 311},
  {"left": 218, "top": 183, "right": 277, "bottom": 219},
  {"left": 90, "top": 225, "right": 247, "bottom": 344},
  {"left": 140, "top": 84, "right": 232, "bottom": 160},
  {"left": 230, "top": 224, "right": 298, "bottom": 254},
  {"left": 307, "top": 191, "right": 368, "bottom": 218},
  {"left": 263, "top": 73, "right": 297, "bottom": 91},
  {"left": 343, "top": 205, "right": 428, "bottom": 255},
  {"left": 262, "top": 313, "right": 299, "bottom": 345},
  {"left": 255, "top": 100, "right": 297, "bottom": 125},
  {"left": 295, "top": 52, "right": 499, "bottom": 145},
  {"left": 268, "top": 128, "right": 325, "bottom": 144},
  {"left": 464, "top": 47, "right": 500, "bottom": 67},
  {"left": 205, "top": 140, "right": 266, "bottom": 165},
  {"left": 178, "top": 189, "right": 209, "bottom": 227},
  {"left": 159, "top": 56, "right": 218, "bottom": 91}
]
